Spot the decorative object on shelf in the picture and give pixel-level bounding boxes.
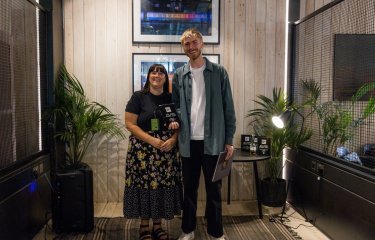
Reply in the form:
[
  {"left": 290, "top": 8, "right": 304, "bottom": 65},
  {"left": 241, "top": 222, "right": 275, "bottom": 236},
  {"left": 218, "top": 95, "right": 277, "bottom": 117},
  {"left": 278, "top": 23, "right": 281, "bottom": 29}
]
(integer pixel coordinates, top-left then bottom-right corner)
[
  {"left": 44, "top": 65, "right": 126, "bottom": 232},
  {"left": 257, "top": 137, "right": 270, "bottom": 156},
  {"left": 240, "top": 134, "right": 252, "bottom": 152},
  {"left": 250, "top": 136, "right": 258, "bottom": 156},
  {"left": 132, "top": 0, "right": 220, "bottom": 44},
  {"left": 132, "top": 53, "right": 219, "bottom": 93}
]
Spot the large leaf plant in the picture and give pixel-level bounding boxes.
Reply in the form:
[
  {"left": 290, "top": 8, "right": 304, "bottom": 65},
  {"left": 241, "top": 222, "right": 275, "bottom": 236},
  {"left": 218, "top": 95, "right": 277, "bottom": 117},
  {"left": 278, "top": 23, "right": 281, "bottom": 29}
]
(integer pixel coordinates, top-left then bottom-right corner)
[
  {"left": 247, "top": 88, "right": 316, "bottom": 182},
  {"left": 46, "top": 65, "right": 125, "bottom": 169}
]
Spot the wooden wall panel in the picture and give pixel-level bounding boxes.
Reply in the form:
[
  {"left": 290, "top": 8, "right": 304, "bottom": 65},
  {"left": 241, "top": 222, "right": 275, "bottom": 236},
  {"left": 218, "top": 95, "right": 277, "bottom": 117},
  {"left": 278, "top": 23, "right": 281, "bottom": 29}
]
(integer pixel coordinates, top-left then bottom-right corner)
[
  {"left": 265, "top": 0, "right": 277, "bottom": 97},
  {"left": 63, "top": 0, "right": 73, "bottom": 71},
  {"left": 63, "top": 0, "right": 288, "bottom": 202},
  {"left": 275, "top": 0, "right": 286, "bottom": 90},
  {"left": 300, "top": 0, "right": 334, "bottom": 19}
]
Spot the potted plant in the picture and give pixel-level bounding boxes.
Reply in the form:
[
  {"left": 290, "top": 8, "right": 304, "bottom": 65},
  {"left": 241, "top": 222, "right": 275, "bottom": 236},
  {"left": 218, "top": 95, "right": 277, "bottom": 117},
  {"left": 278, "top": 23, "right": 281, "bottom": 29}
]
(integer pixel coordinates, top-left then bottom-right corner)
[
  {"left": 302, "top": 79, "right": 375, "bottom": 156},
  {"left": 247, "top": 88, "right": 316, "bottom": 207},
  {"left": 45, "top": 65, "right": 125, "bottom": 232}
]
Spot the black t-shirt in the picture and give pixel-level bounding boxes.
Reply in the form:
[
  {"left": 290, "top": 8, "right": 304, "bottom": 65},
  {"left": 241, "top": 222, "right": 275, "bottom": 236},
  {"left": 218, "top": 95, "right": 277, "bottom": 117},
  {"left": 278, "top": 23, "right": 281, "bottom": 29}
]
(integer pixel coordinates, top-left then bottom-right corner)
[{"left": 125, "top": 91, "right": 172, "bottom": 131}]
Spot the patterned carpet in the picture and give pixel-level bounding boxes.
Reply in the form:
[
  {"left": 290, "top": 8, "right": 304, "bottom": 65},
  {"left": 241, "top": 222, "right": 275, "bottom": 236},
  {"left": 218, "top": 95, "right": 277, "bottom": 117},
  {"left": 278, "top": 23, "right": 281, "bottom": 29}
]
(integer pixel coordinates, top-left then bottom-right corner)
[{"left": 56, "top": 216, "right": 302, "bottom": 240}]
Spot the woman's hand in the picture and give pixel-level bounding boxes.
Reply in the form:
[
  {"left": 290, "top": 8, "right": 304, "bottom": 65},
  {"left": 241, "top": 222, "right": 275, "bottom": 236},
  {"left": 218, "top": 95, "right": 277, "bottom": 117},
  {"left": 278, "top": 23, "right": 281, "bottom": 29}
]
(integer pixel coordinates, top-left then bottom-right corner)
[
  {"left": 160, "top": 138, "right": 177, "bottom": 152},
  {"left": 150, "top": 137, "right": 165, "bottom": 150},
  {"left": 168, "top": 121, "right": 180, "bottom": 130}
]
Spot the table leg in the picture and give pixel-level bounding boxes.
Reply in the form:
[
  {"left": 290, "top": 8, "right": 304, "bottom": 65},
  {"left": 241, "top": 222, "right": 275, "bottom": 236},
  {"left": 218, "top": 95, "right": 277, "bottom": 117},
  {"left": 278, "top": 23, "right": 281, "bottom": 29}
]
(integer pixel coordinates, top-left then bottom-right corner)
[
  {"left": 253, "top": 161, "right": 263, "bottom": 218},
  {"left": 227, "top": 171, "right": 231, "bottom": 205}
]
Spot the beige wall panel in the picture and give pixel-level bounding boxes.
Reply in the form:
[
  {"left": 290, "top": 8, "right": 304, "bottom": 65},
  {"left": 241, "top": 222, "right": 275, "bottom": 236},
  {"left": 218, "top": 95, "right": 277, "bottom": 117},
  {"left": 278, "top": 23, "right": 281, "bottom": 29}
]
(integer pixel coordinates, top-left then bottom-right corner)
[
  {"left": 255, "top": 0, "right": 266, "bottom": 96},
  {"left": 243, "top": 0, "right": 257, "bottom": 200},
  {"left": 116, "top": 0, "right": 131, "bottom": 202},
  {"left": 72, "top": 0, "right": 84, "bottom": 85},
  {"left": 105, "top": 0, "right": 119, "bottom": 202},
  {"left": 232, "top": 0, "right": 248, "bottom": 200},
  {"left": 83, "top": 0, "right": 96, "bottom": 101},
  {"left": 306, "top": 0, "right": 315, "bottom": 16},
  {"left": 300, "top": 0, "right": 306, "bottom": 20},
  {"left": 324, "top": 0, "right": 333, "bottom": 5},
  {"left": 159, "top": 43, "right": 171, "bottom": 54},
  {"left": 265, "top": 0, "right": 276, "bottom": 97},
  {"left": 315, "top": 0, "right": 324, "bottom": 10},
  {"left": 81, "top": 0, "right": 98, "bottom": 202},
  {"left": 244, "top": 0, "right": 256, "bottom": 132},
  {"left": 63, "top": 0, "right": 288, "bottom": 203},
  {"left": 275, "top": 0, "right": 286, "bottom": 89},
  {"left": 233, "top": 0, "right": 246, "bottom": 146},
  {"left": 299, "top": 0, "right": 335, "bottom": 19},
  {"left": 223, "top": 0, "right": 235, "bottom": 92},
  {"left": 53, "top": 0, "right": 64, "bottom": 72},
  {"left": 170, "top": 44, "right": 183, "bottom": 54},
  {"left": 94, "top": 0, "right": 108, "bottom": 203},
  {"left": 63, "top": 0, "right": 73, "bottom": 71}
]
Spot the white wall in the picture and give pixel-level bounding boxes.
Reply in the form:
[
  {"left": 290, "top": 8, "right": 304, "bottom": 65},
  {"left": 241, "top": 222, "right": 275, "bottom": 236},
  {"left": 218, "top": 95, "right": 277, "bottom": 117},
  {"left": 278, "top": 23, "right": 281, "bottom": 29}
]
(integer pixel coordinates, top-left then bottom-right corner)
[{"left": 63, "top": 0, "right": 288, "bottom": 203}]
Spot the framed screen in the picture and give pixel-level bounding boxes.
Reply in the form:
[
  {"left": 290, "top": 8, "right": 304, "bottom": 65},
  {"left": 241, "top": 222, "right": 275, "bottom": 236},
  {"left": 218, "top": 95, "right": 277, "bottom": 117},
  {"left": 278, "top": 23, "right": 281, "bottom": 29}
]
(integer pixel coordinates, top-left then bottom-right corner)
[
  {"left": 333, "top": 34, "right": 375, "bottom": 101},
  {"left": 132, "top": 53, "right": 220, "bottom": 93},
  {"left": 133, "top": 0, "right": 220, "bottom": 44}
]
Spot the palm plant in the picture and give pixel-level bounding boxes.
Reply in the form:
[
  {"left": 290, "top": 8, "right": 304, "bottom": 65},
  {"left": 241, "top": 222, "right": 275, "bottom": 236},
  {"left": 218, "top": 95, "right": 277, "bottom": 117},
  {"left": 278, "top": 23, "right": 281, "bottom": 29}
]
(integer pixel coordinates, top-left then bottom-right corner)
[
  {"left": 46, "top": 65, "right": 125, "bottom": 169},
  {"left": 302, "top": 80, "right": 375, "bottom": 155},
  {"left": 247, "top": 88, "right": 315, "bottom": 182}
]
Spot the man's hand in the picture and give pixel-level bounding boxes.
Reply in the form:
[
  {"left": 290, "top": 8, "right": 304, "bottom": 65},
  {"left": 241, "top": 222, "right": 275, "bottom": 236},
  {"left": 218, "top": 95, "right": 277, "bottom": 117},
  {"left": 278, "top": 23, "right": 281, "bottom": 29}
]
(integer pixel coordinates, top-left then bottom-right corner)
[{"left": 224, "top": 144, "right": 234, "bottom": 160}]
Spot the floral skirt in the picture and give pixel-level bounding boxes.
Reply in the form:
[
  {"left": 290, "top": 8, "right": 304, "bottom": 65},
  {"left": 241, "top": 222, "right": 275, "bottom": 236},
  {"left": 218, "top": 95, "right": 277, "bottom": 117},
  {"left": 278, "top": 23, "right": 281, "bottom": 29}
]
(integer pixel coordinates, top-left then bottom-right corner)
[{"left": 123, "top": 131, "right": 182, "bottom": 220}]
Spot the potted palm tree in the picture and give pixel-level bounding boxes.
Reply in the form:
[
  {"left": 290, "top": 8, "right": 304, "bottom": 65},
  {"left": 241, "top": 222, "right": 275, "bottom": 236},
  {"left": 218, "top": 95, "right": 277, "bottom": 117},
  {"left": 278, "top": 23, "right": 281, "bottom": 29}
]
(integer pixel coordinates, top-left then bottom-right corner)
[
  {"left": 247, "top": 87, "right": 315, "bottom": 207},
  {"left": 46, "top": 65, "right": 125, "bottom": 232}
]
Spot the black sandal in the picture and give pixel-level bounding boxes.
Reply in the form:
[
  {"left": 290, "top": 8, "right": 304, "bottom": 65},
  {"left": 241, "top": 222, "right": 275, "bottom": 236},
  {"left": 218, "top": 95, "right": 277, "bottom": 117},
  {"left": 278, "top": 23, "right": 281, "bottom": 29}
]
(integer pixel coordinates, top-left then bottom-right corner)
[
  {"left": 140, "top": 224, "right": 153, "bottom": 240},
  {"left": 152, "top": 227, "right": 168, "bottom": 240}
]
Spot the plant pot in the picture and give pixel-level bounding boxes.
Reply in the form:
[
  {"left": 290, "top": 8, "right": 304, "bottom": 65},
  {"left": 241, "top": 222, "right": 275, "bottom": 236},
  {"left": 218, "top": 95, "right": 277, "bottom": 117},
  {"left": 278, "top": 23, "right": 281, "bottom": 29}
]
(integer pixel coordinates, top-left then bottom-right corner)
[
  {"left": 52, "top": 164, "right": 94, "bottom": 232},
  {"left": 261, "top": 177, "right": 287, "bottom": 207}
]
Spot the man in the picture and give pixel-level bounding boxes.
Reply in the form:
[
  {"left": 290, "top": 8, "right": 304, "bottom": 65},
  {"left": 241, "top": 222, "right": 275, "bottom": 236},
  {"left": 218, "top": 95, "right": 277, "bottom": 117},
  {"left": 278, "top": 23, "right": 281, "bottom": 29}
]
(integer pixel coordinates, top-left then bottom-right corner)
[{"left": 172, "top": 28, "right": 236, "bottom": 240}]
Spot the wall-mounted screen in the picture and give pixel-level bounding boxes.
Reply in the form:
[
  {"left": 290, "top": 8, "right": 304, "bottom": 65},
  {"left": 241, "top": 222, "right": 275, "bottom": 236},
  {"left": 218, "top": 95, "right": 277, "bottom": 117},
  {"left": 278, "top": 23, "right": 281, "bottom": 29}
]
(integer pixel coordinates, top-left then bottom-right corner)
[{"left": 333, "top": 34, "right": 375, "bottom": 101}]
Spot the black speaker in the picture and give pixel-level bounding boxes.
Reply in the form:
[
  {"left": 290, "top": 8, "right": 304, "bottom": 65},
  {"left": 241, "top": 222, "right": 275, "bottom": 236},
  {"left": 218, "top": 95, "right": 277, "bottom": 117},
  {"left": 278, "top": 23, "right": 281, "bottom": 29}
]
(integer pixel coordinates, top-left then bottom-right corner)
[{"left": 52, "top": 165, "right": 94, "bottom": 232}]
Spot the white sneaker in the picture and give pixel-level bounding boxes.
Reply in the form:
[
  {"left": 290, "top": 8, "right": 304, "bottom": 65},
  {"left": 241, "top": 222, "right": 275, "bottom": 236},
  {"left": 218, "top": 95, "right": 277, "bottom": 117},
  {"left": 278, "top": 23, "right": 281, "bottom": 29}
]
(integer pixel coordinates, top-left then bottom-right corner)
[
  {"left": 178, "top": 231, "right": 194, "bottom": 240},
  {"left": 211, "top": 235, "right": 228, "bottom": 240}
]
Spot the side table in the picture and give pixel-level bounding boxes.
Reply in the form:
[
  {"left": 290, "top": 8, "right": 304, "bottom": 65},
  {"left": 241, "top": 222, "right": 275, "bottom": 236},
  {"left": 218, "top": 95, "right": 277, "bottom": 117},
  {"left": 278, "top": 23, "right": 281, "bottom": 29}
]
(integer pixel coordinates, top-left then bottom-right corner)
[{"left": 227, "top": 149, "right": 270, "bottom": 218}]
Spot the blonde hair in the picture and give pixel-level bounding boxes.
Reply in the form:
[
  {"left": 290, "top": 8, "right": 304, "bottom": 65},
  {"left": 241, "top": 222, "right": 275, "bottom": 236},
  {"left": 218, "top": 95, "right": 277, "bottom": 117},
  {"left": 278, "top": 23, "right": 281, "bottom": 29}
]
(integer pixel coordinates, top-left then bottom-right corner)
[{"left": 180, "top": 28, "right": 203, "bottom": 44}]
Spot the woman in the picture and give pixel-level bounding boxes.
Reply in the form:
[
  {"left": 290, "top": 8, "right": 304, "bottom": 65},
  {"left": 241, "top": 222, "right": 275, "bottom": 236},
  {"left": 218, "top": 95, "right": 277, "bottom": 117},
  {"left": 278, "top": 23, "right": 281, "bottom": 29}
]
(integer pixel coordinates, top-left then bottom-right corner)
[{"left": 124, "top": 64, "right": 182, "bottom": 240}]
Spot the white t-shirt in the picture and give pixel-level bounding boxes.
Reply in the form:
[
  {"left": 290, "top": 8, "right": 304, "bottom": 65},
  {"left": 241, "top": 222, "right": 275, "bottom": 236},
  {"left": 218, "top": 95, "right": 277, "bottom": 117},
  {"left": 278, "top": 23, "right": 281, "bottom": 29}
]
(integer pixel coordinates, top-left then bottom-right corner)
[{"left": 190, "top": 62, "right": 206, "bottom": 140}]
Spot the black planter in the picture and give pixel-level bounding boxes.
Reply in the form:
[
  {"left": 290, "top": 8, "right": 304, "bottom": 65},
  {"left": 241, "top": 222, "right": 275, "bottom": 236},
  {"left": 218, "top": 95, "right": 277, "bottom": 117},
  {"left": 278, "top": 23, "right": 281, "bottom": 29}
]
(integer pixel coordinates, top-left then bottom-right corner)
[
  {"left": 261, "top": 177, "right": 287, "bottom": 207},
  {"left": 52, "top": 164, "right": 94, "bottom": 232}
]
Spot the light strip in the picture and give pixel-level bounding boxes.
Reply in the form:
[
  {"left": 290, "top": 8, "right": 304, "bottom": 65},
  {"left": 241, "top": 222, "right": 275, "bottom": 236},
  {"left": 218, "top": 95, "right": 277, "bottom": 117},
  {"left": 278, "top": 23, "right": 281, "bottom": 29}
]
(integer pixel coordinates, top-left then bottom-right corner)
[
  {"left": 36, "top": 2, "right": 42, "bottom": 150},
  {"left": 283, "top": 0, "right": 290, "bottom": 179}
]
